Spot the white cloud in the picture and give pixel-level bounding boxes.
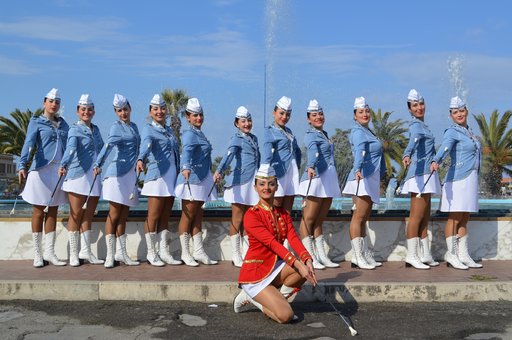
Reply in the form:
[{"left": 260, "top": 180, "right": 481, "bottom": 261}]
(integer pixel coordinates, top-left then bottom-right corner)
[
  {"left": 0, "top": 16, "right": 127, "bottom": 42},
  {"left": 0, "top": 55, "right": 37, "bottom": 75}
]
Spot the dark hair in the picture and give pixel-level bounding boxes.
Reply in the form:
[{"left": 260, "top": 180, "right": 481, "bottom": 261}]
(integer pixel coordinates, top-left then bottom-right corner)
[
  {"left": 77, "top": 104, "right": 94, "bottom": 111},
  {"left": 407, "top": 101, "right": 412, "bottom": 110},
  {"left": 307, "top": 110, "right": 323, "bottom": 119},
  {"left": 254, "top": 177, "right": 278, "bottom": 186}
]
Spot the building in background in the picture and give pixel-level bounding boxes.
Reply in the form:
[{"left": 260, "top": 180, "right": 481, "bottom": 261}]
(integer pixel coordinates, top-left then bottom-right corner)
[{"left": 0, "top": 154, "right": 16, "bottom": 197}]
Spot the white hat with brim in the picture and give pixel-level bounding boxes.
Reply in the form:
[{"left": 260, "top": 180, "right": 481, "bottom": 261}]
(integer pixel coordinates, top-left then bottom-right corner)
[
  {"left": 235, "top": 106, "right": 251, "bottom": 119},
  {"left": 255, "top": 164, "right": 276, "bottom": 179},
  {"left": 449, "top": 96, "right": 466, "bottom": 109},
  {"left": 186, "top": 98, "right": 203, "bottom": 114},
  {"left": 46, "top": 88, "right": 60, "bottom": 100},
  {"left": 78, "top": 94, "right": 93, "bottom": 107},
  {"left": 113, "top": 93, "right": 128, "bottom": 108},
  {"left": 150, "top": 94, "right": 165, "bottom": 107},
  {"left": 307, "top": 99, "right": 322, "bottom": 113},
  {"left": 354, "top": 96, "right": 369, "bottom": 109},
  {"left": 276, "top": 96, "right": 292, "bottom": 112},
  {"left": 407, "top": 89, "right": 424, "bottom": 102}
]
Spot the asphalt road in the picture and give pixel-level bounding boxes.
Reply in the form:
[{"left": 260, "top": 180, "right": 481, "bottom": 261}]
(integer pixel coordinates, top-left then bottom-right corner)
[{"left": 1, "top": 300, "right": 511, "bottom": 339}]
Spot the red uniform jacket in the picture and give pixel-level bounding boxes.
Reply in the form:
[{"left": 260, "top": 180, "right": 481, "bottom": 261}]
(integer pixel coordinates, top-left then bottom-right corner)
[{"left": 238, "top": 204, "right": 312, "bottom": 284}]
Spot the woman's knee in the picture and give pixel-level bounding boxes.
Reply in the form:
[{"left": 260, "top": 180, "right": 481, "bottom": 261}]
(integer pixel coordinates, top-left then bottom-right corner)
[{"left": 273, "top": 306, "right": 294, "bottom": 324}]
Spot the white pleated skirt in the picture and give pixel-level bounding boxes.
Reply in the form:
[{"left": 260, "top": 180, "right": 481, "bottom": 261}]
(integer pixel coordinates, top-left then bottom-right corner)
[
  {"left": 62, "top": 170, "right": 102, "bottom": 197},
  {"left": 440, "top": 170, "right": 479, "bottom": 212},
  {"left": 298, "top": 165, "right": 341, "bottom": 198},
  {"left": 401, "top": 172, "right": 441, "bottom": 195},
  {"left": 175, "top": 175, "right": 217, "bottom": 202},
  {"left": 224, "top": 172, "right": 259, "bottom": 205},
  {"left": 275, "top": 159, "right": 300, "bottom": 197},
  {"left": 141, "top": 166, "right": 177, "bottom": 197},
  {"left": 102, "top": 170, "right": 139, "bottom": 207},
  {"left": 242, "top": 260, "right": 286, "bottom": 298},
  {"left": 342, "top": 169, "right": 381, "bottom": 204},
  {"left": 22, "top": 163, "right": 68, "bottom": 207}
]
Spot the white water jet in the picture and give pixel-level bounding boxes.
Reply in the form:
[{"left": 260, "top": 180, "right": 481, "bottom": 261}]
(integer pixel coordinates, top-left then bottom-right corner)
[{"left": 447, "top": 55, "right": 469, "bottom": 102}]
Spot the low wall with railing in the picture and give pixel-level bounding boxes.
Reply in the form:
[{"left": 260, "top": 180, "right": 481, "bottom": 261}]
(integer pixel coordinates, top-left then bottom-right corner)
[{"left": 2, "top": 213, "right": 511, "bottom": 262}]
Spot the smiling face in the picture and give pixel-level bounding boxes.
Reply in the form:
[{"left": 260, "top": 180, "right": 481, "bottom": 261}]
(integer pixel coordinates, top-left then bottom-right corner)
[
  {"left": 354, "top": 107, "right": 371, "bottom": 126},
  {"left": 150, "top": 105, "right": 167, "bottom": 125},
  {"left": 44, "top": 98, "right": 61, "bottom": 116},
  {"left": 76, "top": 105, "right": 95, "bottom": 125},
  {"left": 450, "top": 107, "right": 468, "bottom": 126},
  {"left": 307, "top": 111, "right": 325, "bottom": 129},
  {"left": 408, "top": 101, "right": 426, "bottom": 119},
  {"left": 235, "top": 117, "right": 253, "bottom": 133},
  {"left": 186, "top": 111, "right": 204, "bottom": 128},
  {"left": 115, "top": 105, "right": 131, "bottom": 123},
  {"left": 273, "top": 107, "right": 291, "bottom": 127},
  {"left": 254, "top": 177, "right": 278, "bottom": 201}
]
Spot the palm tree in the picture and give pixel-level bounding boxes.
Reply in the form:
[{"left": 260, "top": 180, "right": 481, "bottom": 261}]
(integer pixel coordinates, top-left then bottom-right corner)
[
  {"left": 161, "top": 89, "right": 189, "bottom": 149},
  {"left": 0, "top": 108, "right": 41, "bottom": 156},
  {"left": 331, "top": 128, "right": 353, "bottom": 190},
  {"left": 473, "top": 110, "right": 512, "bottom": 196},
  {"left": 370, "top": 109, "right": 408, "bottom": 194}
]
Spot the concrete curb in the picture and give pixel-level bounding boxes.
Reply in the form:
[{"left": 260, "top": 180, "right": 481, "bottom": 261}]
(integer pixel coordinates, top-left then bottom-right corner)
[{"left": 1, "top": 280, "right": 511, "bottom": 303}]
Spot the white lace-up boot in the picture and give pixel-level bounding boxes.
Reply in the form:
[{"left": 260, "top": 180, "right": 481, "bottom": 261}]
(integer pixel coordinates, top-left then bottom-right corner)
[
  {"left": 419, "top": 236, "right": 439, "bottom": 266},
  {"left": 315, "top": 235, "right": 339, "bottom": 268},
  {"left": 230, "top": 234, "right": 244, "bottom": 267},
  {"left": 445, "top": 236, "right": 468, "bottom": 270},
  {"left": 405, "top": 237, "right": 430, "bottom": 269},
  {"left": 363, "top": 235, "right": 382, "bottom": 267},
  {"left": 43, "top": 231, "right": 66, "bottom": 266},
  {"left": 104, "top": 234, "right": 116, "bottom": 268},
  {"left": 350, "top": 237, "right": 375, "bottom": 270},
  {"left": 32, "top": 232, "right": 44, "bottom": 268},
  {"left": 115, "top": 234, "right": 140, "bottom": 265},
  {"left": 78, "top": 230, "right": 104, "bottom": 264},
  {"left": 192, "top": 231, "right": 218, "bottom": 265},
  {"left": 68, "top": 230, "right": 80, "bottom": 267},
  {"left": 301, "top": 236, "right": 325, "bottom": 270},
  {"left": 158, "top": 230, "right": 182, "bottom": 265},
  {"left": 457, "top": 235, "right": 483, "bottom": 268},
  {"left": 180, "top": 232, "right": 199, "bottom": 267},
  {"left": 145, "top": 232, "right": 165, "bottom": 266}
]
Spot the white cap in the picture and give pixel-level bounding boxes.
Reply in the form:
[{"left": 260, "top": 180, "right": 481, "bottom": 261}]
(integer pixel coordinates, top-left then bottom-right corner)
[
  {"left": 186, "top": 97, "right": 203, "bottom": 114},
  {"left": 255, "top": 164, "right": 276, "bottom": 179},
  {"left": 235, "top": 106, "right": 251, "bottom": 119},
  {"left": 353, "top": 96, "right": 369, "bottom": 109},
  {"left": 45, "top": 88, "right": 60, "bottom": 100},
  {"left": 150, "top": 94, "right": 165, "bottom": 107},
  {"left": 307, "top": 99, "right": 322, "bottom": 113},
  {"left": 407, "top": 89, "right": 424, "bottom": 102},
  {"left": 113, "top": 93, "right": 128, "bottom": 108},
  {"left": 449, "top": 96, "right": 466, "bottom": 109},
  {"left": 276, "top": 96, "right": 292, "bottom": 112},
  {"left": 78, "top": 94, "right": 93, "bottom": 107}
]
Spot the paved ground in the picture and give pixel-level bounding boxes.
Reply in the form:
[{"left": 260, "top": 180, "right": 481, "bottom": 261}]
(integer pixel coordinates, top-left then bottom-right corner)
[{"left": 1, "top": 300, "right": 511, "bottom": 339}]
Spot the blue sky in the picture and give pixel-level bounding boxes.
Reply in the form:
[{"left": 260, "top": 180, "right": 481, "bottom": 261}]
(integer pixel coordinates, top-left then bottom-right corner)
[{"left": 1, "top": 0, "right": 512, "bottom": 158}]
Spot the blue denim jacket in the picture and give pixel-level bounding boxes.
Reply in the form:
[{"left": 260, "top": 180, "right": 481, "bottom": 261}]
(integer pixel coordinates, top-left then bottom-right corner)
[
  {"left": 176, "top": 125, "right": 213, "bottom": 185},
  {"left": 300, "top": 127, "right": 336, "bottom": 182},
  {"left": 137, "top": 121, "right": 180, "bottom": 183},
  {"left": 347, "top": 123, "right": 384, "bottom": 181},
  {"left": 432, "top": 124, "right": 481, "bottom": 182},
  {"left": 17, "top": 115, "right": 69, "bottom": 172},
  {"left": 217, "top": 131, "right": 260, "bottom": 187},
  {"left": 261, "top": 123, "right": 301, "bottom": 178},
  {"left": 402, "top": 117, "right": 437, "bottom": 180},
  {"left": 60, "top": 121, "right": 104, "bottom": 180},
  {"left": 94, "top": 120, "right": 140, "bottom": 179}
]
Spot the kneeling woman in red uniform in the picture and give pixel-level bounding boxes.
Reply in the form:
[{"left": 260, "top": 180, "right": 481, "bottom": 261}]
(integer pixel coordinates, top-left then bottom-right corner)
[{"left": 233, "top": 165, "right": 317, "bottom": 324}]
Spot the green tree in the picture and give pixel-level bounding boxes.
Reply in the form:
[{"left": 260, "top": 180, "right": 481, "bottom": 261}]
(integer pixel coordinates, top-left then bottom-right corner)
[
  {"left": 473, "top": 110, "right": 512, "bottom": 196},
  {"left": 331, "top": 128, "right": 353, "bottom": 190},
  {"left": 370, "top": 109, "right": 407, "bottom": 194},
  {"left": 161, "top": 89, "right": 189, "bottom": 150},
  {"left": 0, "top": 108, "right": 41, "bottom": 156}
]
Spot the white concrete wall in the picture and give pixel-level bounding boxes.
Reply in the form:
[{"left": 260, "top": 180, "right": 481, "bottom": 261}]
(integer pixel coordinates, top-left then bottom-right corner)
[{"left": 1, "top": 217, "right": 510, "bottom": 261}]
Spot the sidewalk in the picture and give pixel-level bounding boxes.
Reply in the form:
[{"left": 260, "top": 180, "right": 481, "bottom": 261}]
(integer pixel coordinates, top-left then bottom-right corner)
[{"left": 1, "top": 260, "right": 511, "bottom": 303}]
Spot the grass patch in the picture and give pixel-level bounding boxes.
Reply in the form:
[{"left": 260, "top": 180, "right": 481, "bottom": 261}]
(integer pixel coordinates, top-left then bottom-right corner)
[{"left": 470, "top": 275, "right": 498, "bottom": 281}]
